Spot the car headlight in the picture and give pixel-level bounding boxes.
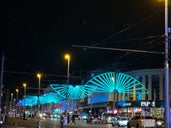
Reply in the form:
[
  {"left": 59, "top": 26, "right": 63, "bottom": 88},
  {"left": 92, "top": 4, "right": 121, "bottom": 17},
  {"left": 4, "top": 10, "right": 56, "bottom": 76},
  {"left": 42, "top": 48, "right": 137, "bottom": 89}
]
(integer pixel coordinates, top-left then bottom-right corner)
[
  {"left": 108, "top": 117, "right": 111, "bottom": 120},
  {"left": 156, "top": 121, "right": 162, "bottom": 125}
]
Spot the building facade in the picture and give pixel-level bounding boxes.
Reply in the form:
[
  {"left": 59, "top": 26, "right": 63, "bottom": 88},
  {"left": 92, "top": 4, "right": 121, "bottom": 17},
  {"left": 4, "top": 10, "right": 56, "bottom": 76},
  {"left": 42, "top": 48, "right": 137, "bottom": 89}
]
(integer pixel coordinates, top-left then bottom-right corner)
[{"left": 77, "top": 68, "right": 171, "bottom": 118}]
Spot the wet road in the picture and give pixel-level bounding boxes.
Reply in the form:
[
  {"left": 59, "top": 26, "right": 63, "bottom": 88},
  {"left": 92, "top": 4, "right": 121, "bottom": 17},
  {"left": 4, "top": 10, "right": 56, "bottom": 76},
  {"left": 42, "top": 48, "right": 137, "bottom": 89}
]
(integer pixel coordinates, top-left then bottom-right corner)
[{"left": 5, "top": 117, "right": 127, "bottom": 128}]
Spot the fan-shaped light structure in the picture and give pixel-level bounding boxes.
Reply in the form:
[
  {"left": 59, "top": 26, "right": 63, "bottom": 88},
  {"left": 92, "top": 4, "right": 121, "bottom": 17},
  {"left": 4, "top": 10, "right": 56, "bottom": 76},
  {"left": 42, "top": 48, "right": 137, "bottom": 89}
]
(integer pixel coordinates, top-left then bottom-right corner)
[
  {"left": 40, "top": 92, "right": 64, "bottom": 104},
  {"left": 17, "top": 72, "right": 148, "bottom": 106},
  {"left": 17, "top": 96, "right": 38, "bottom": 106},
  {"left": 50, "top": 84, "right": 69, "bottom": 99},
  {"left": 85, "top": 72, "right": 149, "bottom": 94},
  {"left": 50, "top": 84, "right": 96, "bottom": 99},
  {"left": 16, "top": 92, "right": 64, "bottom": 106}
]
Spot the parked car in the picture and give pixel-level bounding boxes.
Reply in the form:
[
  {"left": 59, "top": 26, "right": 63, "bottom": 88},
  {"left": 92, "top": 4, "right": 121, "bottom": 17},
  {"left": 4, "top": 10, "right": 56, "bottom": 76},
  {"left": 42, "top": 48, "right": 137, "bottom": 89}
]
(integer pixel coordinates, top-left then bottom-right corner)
[
  {"left": 50, "top": 114, "right": 60, "bottom": 118},
  {"left": 112, "top": 116, "right": 129, "bottom": 127},
  {"left": 101, "top": 112, "right": 116, "bottom": 123},
  {"left": 80, "top": 113, "right": 89, "bottom": 120},
  {"left": 155, "top": 118, "right": 164, "bottom": 128},
  {"left": 74, "top": 114, "right": 81, "bottom": 120},
  {"left": 127, "top": 115, "right": 156, "bottom": 128},
  {"left": 87, "top": 114, "right": 101, "bottom": 123}
]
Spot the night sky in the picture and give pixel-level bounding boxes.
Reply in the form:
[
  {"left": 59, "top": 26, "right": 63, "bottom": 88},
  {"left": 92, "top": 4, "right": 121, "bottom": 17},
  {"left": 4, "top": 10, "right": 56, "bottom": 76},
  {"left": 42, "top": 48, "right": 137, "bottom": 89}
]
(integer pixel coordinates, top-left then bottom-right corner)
[{"left": 5, "top": 0, "right": 171, "bottom": 95}]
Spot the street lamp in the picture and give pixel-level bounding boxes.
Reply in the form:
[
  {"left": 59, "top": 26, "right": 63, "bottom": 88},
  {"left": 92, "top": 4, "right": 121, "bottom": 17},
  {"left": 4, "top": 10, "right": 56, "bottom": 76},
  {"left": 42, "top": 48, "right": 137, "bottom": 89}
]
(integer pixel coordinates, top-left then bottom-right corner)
[
  {"left": 23, "top": 83, "right": 27, "bottom": 119},
  {"left": 37, "top": 73, "right": 41, "bottom": 128},
  {"left": 10, "top": 93, "right": 13, "bottom": 115},
  {"left": 16, "top": 89, "right": 19, "bottom": 102},
  {"left": 16, "top": 89, "right": 19, "bottom": 117},
  {"left": 23, "top": 83, "right": 27, "bottom": 97},
  {"left": 64, "top": 53, "right": 70, "bottom": 123}
]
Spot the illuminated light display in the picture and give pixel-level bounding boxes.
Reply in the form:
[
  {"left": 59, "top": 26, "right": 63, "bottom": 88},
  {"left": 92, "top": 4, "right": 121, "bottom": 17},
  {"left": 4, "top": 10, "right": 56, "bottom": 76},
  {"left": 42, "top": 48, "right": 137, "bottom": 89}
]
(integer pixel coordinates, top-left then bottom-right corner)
[
  {"left": 17, "top": 96, "right": 38, "bottom": 106},
  {"left": 17, "top": 72, "right": 148, "bottom": 106},
  {"left": 50, "top": 84, "right": 96, "bottom": 99},
  {"left": 16, "top": 92, "right": 64, "bottom": 106},
  {"left": 85, "top": 72, "right": 149, "bottom": 94},
  {"left": 40, "top": 92, "right": 64, "bottom": 104}
]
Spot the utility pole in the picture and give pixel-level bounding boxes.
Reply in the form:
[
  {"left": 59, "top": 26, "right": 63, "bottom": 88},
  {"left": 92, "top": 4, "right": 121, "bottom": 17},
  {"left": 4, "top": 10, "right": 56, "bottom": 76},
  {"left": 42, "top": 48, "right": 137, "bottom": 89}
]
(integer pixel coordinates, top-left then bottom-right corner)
[
  {"left": 164, "top": 0, "right": 170, "bottom": 127},
  {"left": 0, "top": 53, "right": 4, "bottom": 125},
  {"left": 64, "top": 54, "right": 70, "bottom": 124}
]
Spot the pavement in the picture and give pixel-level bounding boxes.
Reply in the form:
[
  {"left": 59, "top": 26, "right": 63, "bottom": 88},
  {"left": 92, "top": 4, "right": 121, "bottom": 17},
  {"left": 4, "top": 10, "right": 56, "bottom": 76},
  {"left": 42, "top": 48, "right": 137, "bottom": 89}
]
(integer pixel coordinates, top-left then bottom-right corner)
[
  {"left": 2, "top": 117, "right": 43, "bottom": 128},
  {"left": 2, "top": 117, "right": 112, "bottom": 128}
]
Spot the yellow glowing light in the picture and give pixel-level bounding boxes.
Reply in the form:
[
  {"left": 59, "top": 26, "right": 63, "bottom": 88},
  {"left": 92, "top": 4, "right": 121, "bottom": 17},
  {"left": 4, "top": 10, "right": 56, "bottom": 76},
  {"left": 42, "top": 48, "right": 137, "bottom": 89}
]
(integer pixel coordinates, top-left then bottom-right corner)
[
  {"left": 37, "top": 73, "right": 41, "bottom": 78},
  {"left": 64, "top": 54, "right": 70, "bottom": 60},
  {"left": 16, "top": 89, "right": 19, "bottom": 92},
  {"left": 23, "top": 83, "right": 27, "bottom": 88}
]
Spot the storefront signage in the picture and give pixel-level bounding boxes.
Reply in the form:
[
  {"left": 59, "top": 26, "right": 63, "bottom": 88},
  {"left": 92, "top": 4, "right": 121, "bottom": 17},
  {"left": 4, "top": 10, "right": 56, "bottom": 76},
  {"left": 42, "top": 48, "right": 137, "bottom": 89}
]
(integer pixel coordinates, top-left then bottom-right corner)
[
  {"left": 140, "top": 101, "right": 155, "bottom": 107},
  {"left": 116, "top": 100, "right": 163, "bottom": 108}
]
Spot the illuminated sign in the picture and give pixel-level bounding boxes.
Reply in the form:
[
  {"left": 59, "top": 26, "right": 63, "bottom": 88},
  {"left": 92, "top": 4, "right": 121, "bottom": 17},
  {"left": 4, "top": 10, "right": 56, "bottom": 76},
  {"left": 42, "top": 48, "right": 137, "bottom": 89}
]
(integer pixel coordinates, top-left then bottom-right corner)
[
  {"left": 116, "top": 100, "right": 163, "bottom": 108},
  {"left": 141, "top": 101, "right": 155, "bottom": 107}
]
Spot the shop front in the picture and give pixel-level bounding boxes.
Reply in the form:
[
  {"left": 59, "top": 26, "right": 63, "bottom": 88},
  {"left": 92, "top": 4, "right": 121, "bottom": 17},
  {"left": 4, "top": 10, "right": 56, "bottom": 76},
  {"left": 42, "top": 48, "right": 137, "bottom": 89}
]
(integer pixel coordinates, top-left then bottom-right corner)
[{"left": 115, "top": 100, "right": 165, "bottom": 118}]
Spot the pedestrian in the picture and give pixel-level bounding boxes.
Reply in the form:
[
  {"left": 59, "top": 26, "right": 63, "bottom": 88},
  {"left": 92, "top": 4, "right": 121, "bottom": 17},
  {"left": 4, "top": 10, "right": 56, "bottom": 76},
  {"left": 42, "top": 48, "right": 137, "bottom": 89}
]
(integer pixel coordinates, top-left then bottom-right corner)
[
  {"left": 63, "top": 114, "right": 67, "bottom": 128},
  {"left": 67, "top": 113, "right": 70, "bottom": 124},
  {"left": 23, "top": 112, "right": 26, "bottom": 120},
  {"left": 4, "top": 114, "right": 8, "bottom": 125},
  {"left": 31, "top": 113, "right": 34, "bottom": 120},
  {"left": 60, "top": 113, "right": 64, "bottom": 128},
  {"left": 71, "top": 114, "right": 75, "bottom": 124}
]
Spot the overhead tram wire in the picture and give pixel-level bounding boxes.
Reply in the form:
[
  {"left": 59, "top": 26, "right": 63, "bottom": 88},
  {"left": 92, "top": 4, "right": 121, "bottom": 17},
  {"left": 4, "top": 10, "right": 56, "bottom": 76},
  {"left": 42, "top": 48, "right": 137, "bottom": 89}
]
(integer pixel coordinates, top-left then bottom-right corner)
[
  {"left": 128, "top": 35, "right": 165, "bottom": 51},
  {"left": 72, "top": 45, "right": 164, "bottom": 55},
  {"left": 4, "top": 70, "right": 80, "bottom": 79},
  {"left": 83, "top": 9, "right": 163, "bottom": 49},
  {"left": 108, "top": 35, "right": 164, "bottom": 45},
  {"left": 73, "top": 36, "right": 164, "bottom": 69},
  {"left": 73, "top": 34, "right": 164, "bottom": 64},
  {"left": 102, "top": 37, "right": 165, "bottom": 66},
  {"left": 74, "top": 34, "right": 165, "bottom": 70}
]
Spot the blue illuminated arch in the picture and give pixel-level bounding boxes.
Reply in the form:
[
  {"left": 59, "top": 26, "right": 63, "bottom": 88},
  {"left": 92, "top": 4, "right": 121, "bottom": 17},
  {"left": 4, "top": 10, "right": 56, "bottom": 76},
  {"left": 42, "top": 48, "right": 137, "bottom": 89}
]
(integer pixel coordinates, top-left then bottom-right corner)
[
  {"left": 17, "top": 96, "right": 38, "bottom": 107},
  {"left": 40, "top": 92, "right": 64, "bottom": 104},
  {"left": 16, "top": 92, "right": 64, "bottom": 106},
  {"left": 85, "top": 72, "right": 149, "bottom": 94},
  {"left": 18, "top": 72, "right": 148, "bottom": 106},
  {"left": 50, "top": 84, "right": 96, "bottom": 99}
]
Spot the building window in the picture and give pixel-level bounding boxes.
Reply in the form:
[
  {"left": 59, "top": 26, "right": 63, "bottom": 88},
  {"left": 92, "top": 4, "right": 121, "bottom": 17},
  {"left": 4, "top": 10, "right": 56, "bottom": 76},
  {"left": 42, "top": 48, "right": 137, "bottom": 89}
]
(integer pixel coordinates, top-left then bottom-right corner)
[
  {"left": 145, "top": 75, "right": 149, "bottom": 100},
  {"left": 152, "top": 75, "right": 159, "bottom": 100}
]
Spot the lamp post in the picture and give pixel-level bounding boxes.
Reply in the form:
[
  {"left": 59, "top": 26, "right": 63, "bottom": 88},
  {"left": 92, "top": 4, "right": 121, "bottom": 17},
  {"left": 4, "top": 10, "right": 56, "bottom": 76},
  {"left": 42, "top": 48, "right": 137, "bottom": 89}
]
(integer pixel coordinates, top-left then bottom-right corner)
[
  {"left": 10, "top": 93, "right": 13, "bottom": 115},
  {"left": 23, "top": 83, "right": 26, "bottom": 97},
  {"left": 111, "top": 76, "right": 116, "bottom": 113},
  {"left": 37, "top": 73, "right": 41, "bottom": 128},
  {"left": 164, "top": 0, "right": 170, "bottom": 127},
  {"left": 23, "top": 83, "right": 26, "bottom": 119},
  {"left": 23, "top": 83, "right": 27, "bottom": 105},
  {"left": 16, "top": 89, "right": 19, "bottom": 117},
  {"left": 64, "top": 53, "right": 70, "bottom": 123},
  {"left": 16, "top": 89, "right": 19, "bottom": 101}
]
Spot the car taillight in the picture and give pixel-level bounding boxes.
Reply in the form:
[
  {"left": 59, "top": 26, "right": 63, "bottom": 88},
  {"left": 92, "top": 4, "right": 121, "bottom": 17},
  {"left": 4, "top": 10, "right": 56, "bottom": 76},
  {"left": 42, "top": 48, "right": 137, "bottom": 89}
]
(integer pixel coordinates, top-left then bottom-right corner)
[
  {"left": 141, "top": 119, "right": 145, "bottom": 122},
  {"left": 151, "top": 119, "right": 155, "bottom": 123}
]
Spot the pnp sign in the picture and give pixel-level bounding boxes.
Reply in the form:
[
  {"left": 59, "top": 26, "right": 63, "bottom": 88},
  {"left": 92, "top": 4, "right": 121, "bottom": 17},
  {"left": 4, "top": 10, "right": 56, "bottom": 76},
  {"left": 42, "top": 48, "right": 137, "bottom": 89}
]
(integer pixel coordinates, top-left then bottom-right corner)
[{"left": 141, "top": 101, "right": 155, "bottom": 107}]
